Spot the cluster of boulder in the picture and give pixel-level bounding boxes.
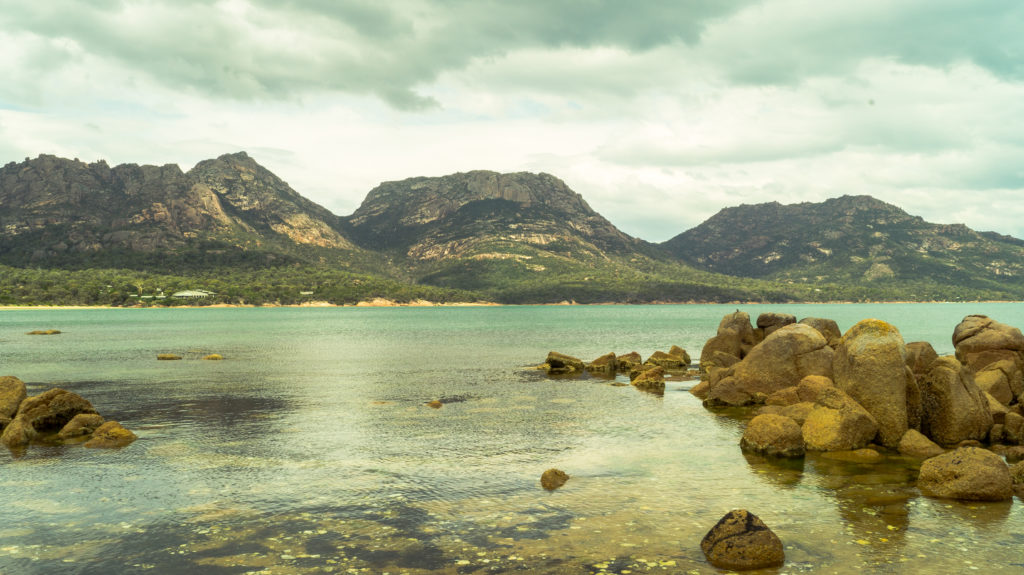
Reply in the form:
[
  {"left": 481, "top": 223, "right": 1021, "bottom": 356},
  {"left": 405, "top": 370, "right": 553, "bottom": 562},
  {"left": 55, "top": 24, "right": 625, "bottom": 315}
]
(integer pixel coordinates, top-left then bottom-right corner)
[
  {"left": 0, "top": 376, "right": 137, "bottom": 451},
  {"left": 539, "top": 346, "right": 692, "bottom": 394},
  {"left": 693, "top": 311, "right": 1024, "bottom": 501}
]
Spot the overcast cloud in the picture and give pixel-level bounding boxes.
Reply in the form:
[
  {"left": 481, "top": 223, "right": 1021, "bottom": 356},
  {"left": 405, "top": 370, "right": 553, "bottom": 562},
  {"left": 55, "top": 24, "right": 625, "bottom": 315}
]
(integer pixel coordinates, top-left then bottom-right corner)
[{"left": 1, "top": 0, "right": 1022, "bottom": 241}]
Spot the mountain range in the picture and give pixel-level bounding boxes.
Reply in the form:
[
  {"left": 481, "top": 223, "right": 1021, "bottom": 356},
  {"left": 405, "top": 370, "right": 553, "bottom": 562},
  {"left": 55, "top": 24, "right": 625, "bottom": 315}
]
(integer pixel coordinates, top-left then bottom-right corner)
[{"left": 2, "top": 152, "right": 1022, "bottom": 305}]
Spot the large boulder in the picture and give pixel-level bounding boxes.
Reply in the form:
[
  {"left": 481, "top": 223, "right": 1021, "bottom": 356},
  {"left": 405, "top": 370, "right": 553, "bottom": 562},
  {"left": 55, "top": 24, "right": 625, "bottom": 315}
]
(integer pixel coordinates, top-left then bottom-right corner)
[
  {"left": 0, "top": 376, "right": 27, "bottom": 418},
  {"left": 15, "top": 388, "right": 98, "bottom": 432},
  {"left": 699, "top": 311, "right": 757, "bottom": 372},
  {"left": 799, "top": 317, "right": 842, "bottom": 348},
  {"left": 919, "top": 357, "right": 993, "bottom": 447},
  {"left": 832, "top": 319, "right": 913, "bottom": 448},
  {"left": 82, "top": 421, "right": 137, "bottom": 448},
  {"left": 545, "top": 351, "right": 585, "bottom": 375},
  {"left": 952, "top": 315, "right": 1024, "bottom": 368},
  {"left": 704, "top": 324, "right": 833, "bottom": 407},
  {"left": 0, "top": 415, "right": 37, "bottom": 449},
  {"left": 802, "top": 387, "right": 879, "bottom": 451},
  {"left": 700, "top": 509, "right": 785, "bottom": 571},
  {"left": 740, "top": 414, "right": 805, "bottom": 458},
  {"left": 917, "top": 447, "right": 1013, "bottom": 501},
  {"left": 757, "top": 312, "right": 796, "bottom": 338}
]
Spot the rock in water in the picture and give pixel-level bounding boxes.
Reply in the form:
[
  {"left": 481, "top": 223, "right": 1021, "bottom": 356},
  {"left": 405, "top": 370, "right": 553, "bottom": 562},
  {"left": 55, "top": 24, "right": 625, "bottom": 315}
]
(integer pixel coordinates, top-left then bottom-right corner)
[
  {"left": 585, "top": 352, "right": 617, "bottom": 374},
  {"left": 0, "top": 376, "right": 27, "bottom": 418},
  {"left": 832, "top": 319, "right": 912, "bottom": 448},
  {"left": 700, "top": 509, "right": 785, "bottom": 570},
  {"left": 540, "top": 468, "right": 569, "bottom": 491},
  {"left": 0, "top": 415, "right": 37, "bottom": 449},
  {"left": 545, "top": 351, "right": 584, "bottom": 375},
  {"left": 740, "top": 414, "right": 805, "bottom": 458},
  {"left": 83, "top": 421, "right": 138, "bottom": 448},
  {"left": 897, "top": 429, "right": 944, "bottom": 459},
  {"left": 57, "top": 413, "right": 106, "bottom": 439},
  {"left": 802, "top": 387, "right": 879, "bottom": 452},
  {"left": 15, "top": 388, "right": 98, "bottom": 432},
  {"left": 918, "top": 447, "right": 1012, "bottom": 501},
  {"left": 631, "top": 366, "right": 665, "bottom": 394}
]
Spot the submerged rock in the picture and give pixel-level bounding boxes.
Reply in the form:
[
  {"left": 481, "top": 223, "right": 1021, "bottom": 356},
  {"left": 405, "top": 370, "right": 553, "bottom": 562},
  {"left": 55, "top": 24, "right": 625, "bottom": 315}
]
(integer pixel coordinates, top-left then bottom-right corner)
[
  {"left": 202, "top": 354, "right": 224, "bottom": 361},
  {"left": 83, "top": 421, "right": 138, "bottom": 448},
  {"left": 918, "top": 447, "right": 1012, "bottom": 501},
  {"left": 700, "top": 509, "right": 784, "bottom": 571},
  {"left": 26, "top": 329, "right": 61, "bottom": 335},
  {"left": 157, "top": 354, "right": 183, "bottom": 361},
  {"left": 540, "top": 468, "right": 569, "bottom": 491}
]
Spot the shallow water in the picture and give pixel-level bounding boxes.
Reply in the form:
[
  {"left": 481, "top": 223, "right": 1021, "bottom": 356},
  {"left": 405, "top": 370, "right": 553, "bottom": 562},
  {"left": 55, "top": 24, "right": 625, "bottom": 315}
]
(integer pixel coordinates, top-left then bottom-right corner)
[{"left": 2, "top": 303, "right": 1024, "bottom": 574}]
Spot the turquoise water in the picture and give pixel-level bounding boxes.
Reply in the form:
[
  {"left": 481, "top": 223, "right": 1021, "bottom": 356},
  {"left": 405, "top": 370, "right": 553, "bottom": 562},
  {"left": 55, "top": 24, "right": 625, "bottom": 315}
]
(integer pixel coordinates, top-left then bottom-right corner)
[{"left": 1, "top": 303, "right": 1023, "bottom": 574}]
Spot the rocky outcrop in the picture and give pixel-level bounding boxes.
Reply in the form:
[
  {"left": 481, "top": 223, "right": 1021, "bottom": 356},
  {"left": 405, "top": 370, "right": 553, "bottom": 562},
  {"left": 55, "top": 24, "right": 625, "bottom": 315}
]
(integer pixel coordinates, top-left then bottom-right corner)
[
  {"left": 918, "top": 357, "right": 993, "bottom": 447},
  {"left": 740, "top": 414, "right": 804, "bottom": 458},
  {"left": 699, "top": 310, "right": 757, "bottom": 372},
  {"left": 700, "top": 509, "right": 785, "bottom": 571},
  {"left": 704, "top": 324, "right": 833, "bottom": 407},
  {"left": 0, "top": 376, "right": 27, "bottom": 418},
  {"left": 832, "top": 319, "right": 914, "bottom": 448},
  {"left": 802, "top": 387, "right": 879, "bottom": 451},
  {"left": 917, "top": 447, "right": 1013, "bottom": 501}
]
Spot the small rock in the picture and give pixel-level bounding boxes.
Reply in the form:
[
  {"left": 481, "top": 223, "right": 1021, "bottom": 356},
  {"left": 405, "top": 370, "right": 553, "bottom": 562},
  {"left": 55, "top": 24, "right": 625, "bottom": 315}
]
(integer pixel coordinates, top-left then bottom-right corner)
[
  {"left": 540, "top": 468, "right": 569, "bottom": 491},
  {"left": 83, "top": 421, "right": 138, "bottom": 448},
  {"left": 26, "top": 329, "right": 61, "bottom": 335},
  {"left": 157, "top": 354, "right": 183, "bottom": 361},
  {"left": 897, "top": 429, "right": 944, "bottom": 459},
  {"left": 426, "top": 400, "right": 443, "bottom": 409},
  {"left": 631, "top": 366, "right": 665, "bottom": 394},
  {"left": 616, "top": 351, "right": 643, "bottom": 372},
  {"left": 202, "top": 354, "right": 224, "bottom": 361},
  {"left": 545, "top": 351, "right": 584, "bottom": 375},
  {"left": 700, "top": 509, "right": 784, "bottom": 571},
  {"left": 586, "top": 352, "right": 617, "bottom": 374}
]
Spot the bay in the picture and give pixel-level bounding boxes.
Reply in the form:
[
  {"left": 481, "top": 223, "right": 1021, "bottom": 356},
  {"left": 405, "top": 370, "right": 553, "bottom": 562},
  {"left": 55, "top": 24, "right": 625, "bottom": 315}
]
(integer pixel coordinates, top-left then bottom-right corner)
[{"left": 1, "top": 302, "right": 1023, "bottom": 574}]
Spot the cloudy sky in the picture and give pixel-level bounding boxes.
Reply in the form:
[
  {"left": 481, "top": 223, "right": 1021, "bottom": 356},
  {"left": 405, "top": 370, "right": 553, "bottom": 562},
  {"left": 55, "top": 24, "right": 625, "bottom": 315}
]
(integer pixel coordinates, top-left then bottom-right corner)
[{"left": 2, "top": 1, "right": 1023, "bottom": 241}]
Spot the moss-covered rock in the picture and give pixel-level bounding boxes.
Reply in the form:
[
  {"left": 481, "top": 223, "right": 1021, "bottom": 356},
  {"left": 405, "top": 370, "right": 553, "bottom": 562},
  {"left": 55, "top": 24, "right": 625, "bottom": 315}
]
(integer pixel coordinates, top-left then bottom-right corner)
[
  {"left": 919, "top": 357, "right": 993, "bottom": 447},
  {"left": 83, "top": 421, "right": 138, "bottom": 448},
  {"left": 585, "top": 352, "right": 617, "bottom": 374},
  {"left": 0, "top": 415, "right": 37, "bottom": 449},
  {"left": 918, "top": 447, "right": 1012, "bottom": 501},
  {"left": 802, "top": 387, "right": 878, "bottom": 452},
  {"left": 16, "top": 388, "right": 98, "bottom": 432},
  {"left": 544, "top": 351, "right": 584, "bottom": 375},
  {"left": 540, "top": 468, "right": 569, "bottom": 491},
  {"left": 740, "top": 414, "right": 804, "bottom": 458},
  {"left": 0, "top": 375, "right": 27, "bottom": 418},
  {"left": 631, "top": 366, "right": 665, "bottom": 394},
  {"left": 57, "top": 413, "right": 106, "bottom": 439}
]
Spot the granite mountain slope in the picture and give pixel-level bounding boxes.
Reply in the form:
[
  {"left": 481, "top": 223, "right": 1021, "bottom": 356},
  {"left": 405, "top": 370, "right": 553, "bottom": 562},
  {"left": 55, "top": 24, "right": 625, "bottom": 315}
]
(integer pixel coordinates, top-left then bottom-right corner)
[{"left": 661, "top": 195, "right": 1024, "bottom": 295}]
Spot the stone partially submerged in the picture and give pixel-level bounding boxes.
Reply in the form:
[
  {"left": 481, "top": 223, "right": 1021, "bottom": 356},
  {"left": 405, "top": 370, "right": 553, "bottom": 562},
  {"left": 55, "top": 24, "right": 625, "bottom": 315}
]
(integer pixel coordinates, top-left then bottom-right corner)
[
  {"left": 0, "top": 376, "right": 27, "bottom": 419},
  {"left": 700, "top": 509, "right": 784, "bottom": 571},
  {"left": 918, "top": 357, "right": 993, "bottom": 447},
  {"left": 740, "top": 414, "right": 805, "bottom": 458},
  {"left": 917, "top": 447, "right": 1013, "bottom": 501}
]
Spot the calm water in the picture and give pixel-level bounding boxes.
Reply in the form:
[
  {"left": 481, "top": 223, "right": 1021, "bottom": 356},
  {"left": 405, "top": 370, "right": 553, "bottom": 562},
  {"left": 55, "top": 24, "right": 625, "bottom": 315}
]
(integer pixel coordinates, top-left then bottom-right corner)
[{"left": 2, "top": 303, "right": 1024, "bottom": 574}]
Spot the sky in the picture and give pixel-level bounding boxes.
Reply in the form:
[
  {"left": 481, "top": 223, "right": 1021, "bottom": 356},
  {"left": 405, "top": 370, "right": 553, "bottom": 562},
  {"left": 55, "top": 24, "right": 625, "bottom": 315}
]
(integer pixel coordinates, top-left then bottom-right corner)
[{"left": 2, "top": 0, "right": 1023, "bottom": 242}]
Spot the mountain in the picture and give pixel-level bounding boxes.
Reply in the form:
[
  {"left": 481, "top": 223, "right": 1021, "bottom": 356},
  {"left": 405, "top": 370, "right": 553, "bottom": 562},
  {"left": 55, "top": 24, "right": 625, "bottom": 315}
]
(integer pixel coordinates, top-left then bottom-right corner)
[
  {"left": 661, "top": 195, "right": 1024, "bottom": 296},
  {"left": 345, "top": 170, "right": 644, "bottom": 259},
  {"left": 0, "top": 152, "right": 355, "bottom": 268}
]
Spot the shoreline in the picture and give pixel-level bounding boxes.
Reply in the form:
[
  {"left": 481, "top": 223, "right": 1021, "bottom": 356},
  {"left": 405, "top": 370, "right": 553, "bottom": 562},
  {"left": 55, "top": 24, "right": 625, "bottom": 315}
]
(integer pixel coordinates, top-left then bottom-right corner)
[{"left": 0, "top": 299, "right": 1019, "bottom": 311}]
